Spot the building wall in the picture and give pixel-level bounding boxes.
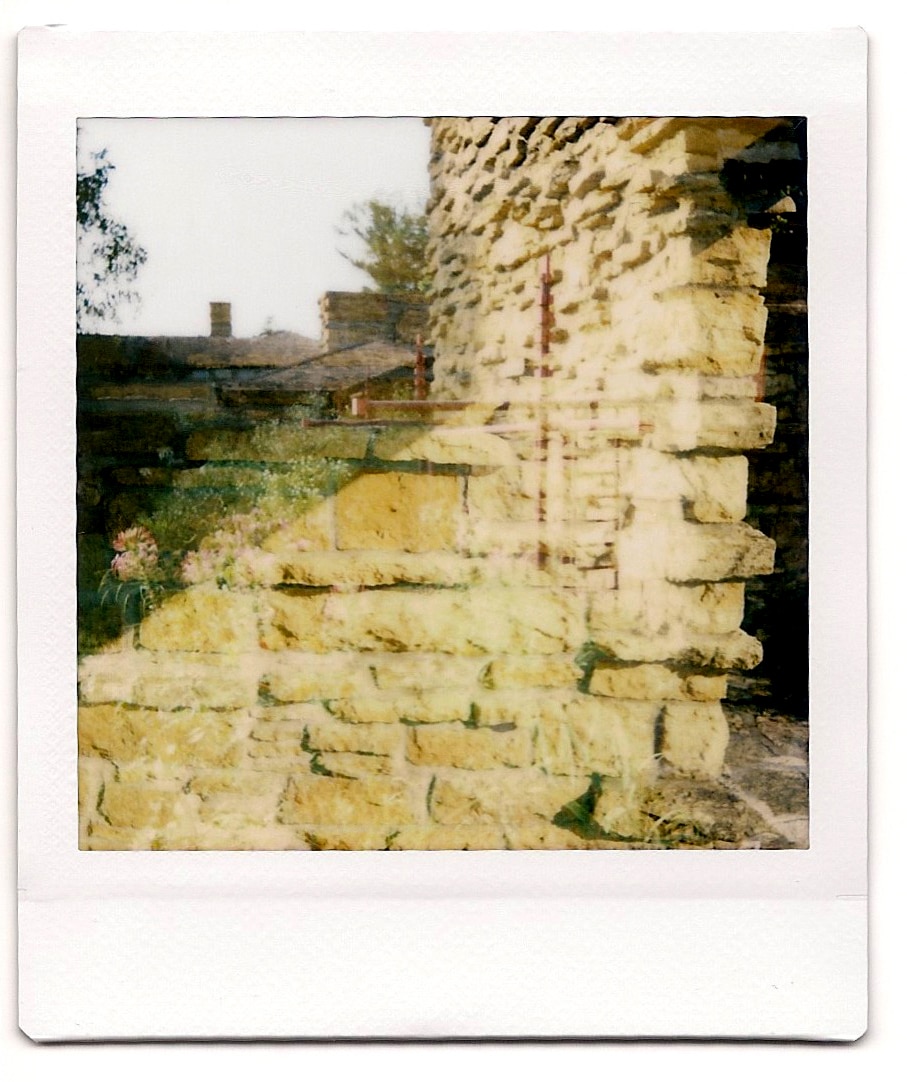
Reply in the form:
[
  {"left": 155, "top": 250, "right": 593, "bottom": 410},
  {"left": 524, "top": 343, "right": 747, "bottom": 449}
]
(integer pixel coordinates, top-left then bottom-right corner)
[
  {"left": 77, "top": 118, "right": 807, "bottom": 850},
  {"left": 79, "top": 417, "right": 773, "bottom": 851}
]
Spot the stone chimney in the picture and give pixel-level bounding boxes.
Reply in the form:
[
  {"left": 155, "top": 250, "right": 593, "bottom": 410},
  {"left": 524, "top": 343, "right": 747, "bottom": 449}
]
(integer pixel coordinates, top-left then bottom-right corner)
[{"left": 210, "top": 302, "right": 232, "bottom": 337}]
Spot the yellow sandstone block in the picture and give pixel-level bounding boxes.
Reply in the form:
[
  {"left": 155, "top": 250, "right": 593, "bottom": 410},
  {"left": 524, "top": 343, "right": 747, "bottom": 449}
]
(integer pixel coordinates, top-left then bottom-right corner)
[
  {"left": 479, "top": 655, "right": 582, "bottom": 689},
  {"left": 79, "top": 704, "right": 248, "bottom": 767},
  {"left": 280, "top": 776, "right": 418, "bottom": 827},
  {"left": 588, "top": 664, "right": 727, "bottom": 702},
  {"left": 660, "top": 702, "right": 730, "bottom": 777},
  {"left": 429, "top": 773, "right": 584, "bottom": 826},
  {"left": 80, "top": 651, "right": 260, "bottom": 711},
  {"left": 261, "top": 651, "right": 375, "bottom": 700},
  {"left": 371, "top": 426, "right": 516, "bottom": 467},
  {"left": 138, "top": 586, "right": 258, "bottom": 653},
  {"left": 369, "top": 654, "right": 487, "bottom": 690},
  {"left": 100, "top": 783, "right": 197, "bottom": 830},
  {"left": 406, "top": 723, "right": 533, "bottom": 770},
  {"left": 534, "top": 698, "right": 657, "bottom": 777},
  {"left": 335, "top": 472, "right": 461, "bottom": 552},
  {"left": 288, "top": 718, "right": 402, "bottom": 756}
]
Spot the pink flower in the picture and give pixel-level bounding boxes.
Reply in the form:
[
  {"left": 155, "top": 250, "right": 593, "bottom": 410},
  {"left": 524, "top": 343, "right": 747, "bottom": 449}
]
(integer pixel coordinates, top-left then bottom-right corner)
[
  {"left": 111, "top": 550, "right": 143, "bottom": 581},
  {"left": 180, "top": 549, "right": 217, "bottom": 585},
  {"left": 110, "top": 526, "right": 159, "bottom": 580},
  {"left": 112, "top": 525, "right": 157, "bottom": 555}
]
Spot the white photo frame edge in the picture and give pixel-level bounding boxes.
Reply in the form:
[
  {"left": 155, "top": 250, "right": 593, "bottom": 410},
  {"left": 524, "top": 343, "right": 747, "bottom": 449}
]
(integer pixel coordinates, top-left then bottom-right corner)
[{"left": 16, "top": 28, "right": 867, "bottom": 1040}]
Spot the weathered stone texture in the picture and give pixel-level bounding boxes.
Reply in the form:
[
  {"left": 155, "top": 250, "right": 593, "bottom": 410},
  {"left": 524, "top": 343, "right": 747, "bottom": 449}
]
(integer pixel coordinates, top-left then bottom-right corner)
[{"left": 78, "top": 116, "right": 800, "bottom": 851}]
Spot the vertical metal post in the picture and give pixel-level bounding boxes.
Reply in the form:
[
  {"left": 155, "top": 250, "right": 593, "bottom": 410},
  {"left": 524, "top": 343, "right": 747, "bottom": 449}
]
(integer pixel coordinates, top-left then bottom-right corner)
[{"left": 414, "top": 333, "right": 428, "bottom": 401}]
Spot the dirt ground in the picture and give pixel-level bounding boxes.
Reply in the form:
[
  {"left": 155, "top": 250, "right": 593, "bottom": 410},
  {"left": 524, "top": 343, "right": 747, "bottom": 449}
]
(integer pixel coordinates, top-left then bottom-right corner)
[{"left": 637, "top": 680, "right": 808, "bottom": 850}]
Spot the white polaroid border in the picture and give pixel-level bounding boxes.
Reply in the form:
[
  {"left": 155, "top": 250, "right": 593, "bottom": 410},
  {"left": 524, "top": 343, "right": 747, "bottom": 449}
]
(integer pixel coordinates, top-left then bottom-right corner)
[{"left": 17, "top": 29, "right": 867, "bottom": 1040}]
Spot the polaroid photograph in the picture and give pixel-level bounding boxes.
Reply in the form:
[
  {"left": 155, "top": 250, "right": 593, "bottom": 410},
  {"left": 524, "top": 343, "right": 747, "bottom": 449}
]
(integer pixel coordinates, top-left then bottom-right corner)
[{"left": 17, "top": 29, "right": 867, "bottom": 1040}]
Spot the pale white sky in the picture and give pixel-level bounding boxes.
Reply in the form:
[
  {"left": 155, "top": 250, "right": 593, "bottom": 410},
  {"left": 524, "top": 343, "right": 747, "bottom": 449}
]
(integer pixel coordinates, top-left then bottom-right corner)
[{"left": 77, "top": 117, "right": 432, "bottom": 339}]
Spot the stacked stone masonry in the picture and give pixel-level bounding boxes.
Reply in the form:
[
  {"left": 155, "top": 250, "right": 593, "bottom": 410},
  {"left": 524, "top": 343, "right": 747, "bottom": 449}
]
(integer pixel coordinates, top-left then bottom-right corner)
[{"left": 78, "top": 117, "right": 803, "bottom": 850}]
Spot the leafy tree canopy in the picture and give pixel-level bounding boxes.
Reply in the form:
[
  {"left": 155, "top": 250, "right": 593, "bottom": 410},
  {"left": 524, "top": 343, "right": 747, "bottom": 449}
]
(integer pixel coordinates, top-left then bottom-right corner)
[
  {"left": 338, "top": 199, "right": 429, "bottom": 294},
  {"left": 77, "top": 149, "right": 148, "bottom": 332}
]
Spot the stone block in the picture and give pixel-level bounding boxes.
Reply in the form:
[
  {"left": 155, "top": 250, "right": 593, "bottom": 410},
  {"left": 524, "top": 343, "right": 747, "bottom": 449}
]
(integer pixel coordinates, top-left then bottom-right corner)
[
  {"left": 79, "top": 704, "right": 248, "bottom": 766},
  {"left": 260, "top": 652, "right": 375, "bottom": 701},
  {"left": 622, "top": 450, "right": 748, "bottom": 522},
  {"left": 370, "top": 654, "right": 487, "bottom": 691},
  {"left": 261, "top": 499, "right": 335, "bottom": 553},
  {"left": 244, "top": 739, "right": 311, "bottom": 765},
  {"left": 616, "top": 521, "right": 775, "bottom": 583},
  {"left": 677, "top": 629, "right": 764, "bottom": 670},
  {"left": 295, "top": 719, "right": 402, "bottom": 756},
  {"left": 429, "top": 774, "right": 584, "bottom": 826},
  {"left": 79, "top": 652, "right": 260, "bottom": 710},
  {"left": 330, "top": 688, "right": 474, "bottom": 725},
  {"left": 612, "top": 287, "right": 767, "bottom": 376},
  {"left": 274, "top": 551, "right": 483, "bottom": 589},
  {"left": 534, "top": 698, "right": 657, "bottom": 777},
  {"left": 371, "top": 426, "right": 516, "bottom": 466},
  {"left": 466, "top": 465, "right": 542, "bottom": 523},
  {"left": 665, "top": 582, "right": 746, "bottom": 634},
  {"left": 649, "top": 401, "right": 776, "bottom": 452},
  {"left": 318, "top": 752, "right": 393, "bottom": 777},
  {"left": 258, "top": 592, "right": 329, "bottom": 651},
  {"left": 479, "top": 655, "right": 582, "bottom": 689},
  {"left": 262, "top": 586, "right": 587, "bottom": 657},
  {"left": 187, "top": 770, "right": 290, "bottom": 800},
  {"left": 406, "top": 724, "right": 533, "bottom": 770},
  {"left": 389, "top": 825, "right": 507, "bottom": 850},
  {"left": 588, "top": 664, "right": 727, "bottom": 701},
  {"left": 100, "top": 783, "right": 196, "bottom": 831},
  {"left": 325, "top": 697, "right": 403, "bottom": 725},
  {"left": 196, "top": 792, "right": 282, "bottom": 826},
  {"left": 138, "top": 586, "right": 258, "bottom": 653},
  {"left": 660, "top": 702, "right": 729, "bottom": 776},
  {"left": 334, "top": 472, "right": 461, "bottom": 552},
  {"left": 582, "top": 627, "right": 763, "bottom": 671},
  {"left": 280, "top": 776, "right": 418, "bottom": 827},
  {"left": 625, "top": 228, "right": 772, "bottom": 291}
]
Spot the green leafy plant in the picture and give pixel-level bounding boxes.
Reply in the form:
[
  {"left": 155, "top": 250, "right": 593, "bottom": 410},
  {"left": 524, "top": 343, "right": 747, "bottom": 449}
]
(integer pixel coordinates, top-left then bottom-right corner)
[
  {"left": 77, "top": 147, "right": 148, "bottom": 331},
  {"left": 337, "top": 198, "right": 430, "bottom": 293}
]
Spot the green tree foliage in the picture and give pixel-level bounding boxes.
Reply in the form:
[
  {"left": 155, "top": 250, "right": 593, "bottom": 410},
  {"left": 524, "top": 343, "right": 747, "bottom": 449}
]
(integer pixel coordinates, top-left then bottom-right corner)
[
  {"left": 338, "top": 199, "right": 429, "bottom": 294},
  {"left": 76, "top": 149, "right": 148, "bottom": 331}
]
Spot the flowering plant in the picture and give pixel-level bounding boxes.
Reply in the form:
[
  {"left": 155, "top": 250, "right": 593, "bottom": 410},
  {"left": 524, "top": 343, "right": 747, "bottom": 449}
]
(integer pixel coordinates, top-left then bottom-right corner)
[
  {"left": 99, "top": 525, "right": 168, "bottom": 626},
  {"left": 178, "top": 512, "right": 281, "bottom": 589}
]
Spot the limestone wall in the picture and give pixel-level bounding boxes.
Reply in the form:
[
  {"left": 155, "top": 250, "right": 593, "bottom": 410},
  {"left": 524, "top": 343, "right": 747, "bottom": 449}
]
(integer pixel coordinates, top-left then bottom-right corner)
[
  {"left": 425, "top": 115, "right": 803, "bottom": 706},
  {"left": 78, "top": 407, "right": 773, "bottom": 850},
  {"left": 77, "top": 117, "right": 801, "bottom": 851}
]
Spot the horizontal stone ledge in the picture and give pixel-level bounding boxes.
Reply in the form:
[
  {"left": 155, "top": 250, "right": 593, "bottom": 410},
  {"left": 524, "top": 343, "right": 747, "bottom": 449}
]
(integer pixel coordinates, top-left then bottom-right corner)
[
  {"left": 272, "top": 551, "right": 565, "bottom": 590},
  {"left": 583, "top": 628, "right": 764, "bottom": 671},
  {"left": 370, "top": 425, "right": 517, "bottom": 466},
  {"left": 587, "top": 663, "right": 727, "bottom": 702},
  {"left": 78, "top": 651, "right": 262, "bottom": 710},
  {"left": 260, "top": 586, "right": 587, "bottom": 656},
  {"left": 616, "top": 521, "right": 775, "bottom": 583},
  {"left": 327, "top": 689, "right": 475, "bottom": 726},
  {"left": 621, "top": 116, "right": 784, "bottom": 160}
]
